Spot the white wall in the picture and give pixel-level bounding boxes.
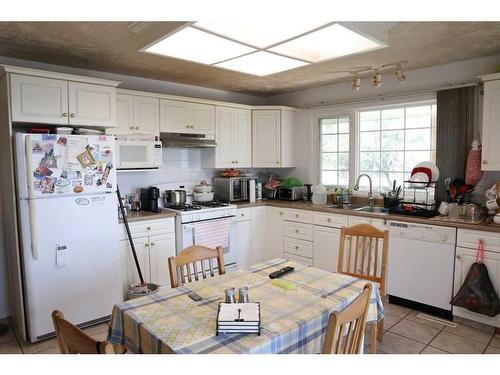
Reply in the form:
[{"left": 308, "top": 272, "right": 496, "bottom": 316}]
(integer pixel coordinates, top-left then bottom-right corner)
[{"left": 0, "top": 56, "right": 267, "bottom": 106}]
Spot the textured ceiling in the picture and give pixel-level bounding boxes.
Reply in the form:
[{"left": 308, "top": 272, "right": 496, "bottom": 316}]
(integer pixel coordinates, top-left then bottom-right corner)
[{"left": 0, "top": 22, "right": 499, "bottom": 96}]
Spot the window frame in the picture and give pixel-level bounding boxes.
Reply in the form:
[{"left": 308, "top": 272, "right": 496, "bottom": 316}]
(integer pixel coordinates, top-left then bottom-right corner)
[{"left": 315, "top": 98, "right": 437, "bottom": 195}]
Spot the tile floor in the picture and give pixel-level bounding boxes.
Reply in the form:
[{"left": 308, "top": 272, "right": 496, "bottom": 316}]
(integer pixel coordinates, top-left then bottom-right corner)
[{"left": 0, "top": 301, "right": 499, "bottom": 354}]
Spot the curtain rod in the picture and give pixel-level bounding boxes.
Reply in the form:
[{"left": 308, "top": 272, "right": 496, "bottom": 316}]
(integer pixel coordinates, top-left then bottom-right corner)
[{"left": 299, "top": 82, "right": 479, "bottom": 109}]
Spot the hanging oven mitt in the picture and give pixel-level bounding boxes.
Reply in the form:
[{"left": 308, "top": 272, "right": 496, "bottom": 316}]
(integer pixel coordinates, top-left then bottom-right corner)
[{"left": 450, "top": 240, "right": 500, "bottom": 317}]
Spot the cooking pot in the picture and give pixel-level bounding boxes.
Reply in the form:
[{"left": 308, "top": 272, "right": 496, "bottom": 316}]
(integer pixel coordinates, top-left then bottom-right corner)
[{"left": 163, "top": 190, "right": 187, "bottom": 205}]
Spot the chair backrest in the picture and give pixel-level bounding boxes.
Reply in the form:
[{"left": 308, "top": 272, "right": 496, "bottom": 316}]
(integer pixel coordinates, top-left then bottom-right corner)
[
  {"left": 51, "top": 310, "right": 115, "bottom": 354},
  {"left": 337, "top": 223, "right": 389, "bottom": 295},
  {"left": 322, "top": 283, "right": 373, "bottom": 354},
  {"left": 168, "top": 245, "right": 225, "bottom": 288}
]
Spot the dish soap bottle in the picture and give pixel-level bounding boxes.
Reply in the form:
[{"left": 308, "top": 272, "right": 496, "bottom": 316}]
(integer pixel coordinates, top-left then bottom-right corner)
[{"left": 312, "top": 185, "right": 327, "bottom": 205}]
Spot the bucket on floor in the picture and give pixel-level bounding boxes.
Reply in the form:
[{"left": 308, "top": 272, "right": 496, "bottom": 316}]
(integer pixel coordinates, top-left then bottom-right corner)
[{"left": 127, "top": 283, "right": 160, "bottom": 300}]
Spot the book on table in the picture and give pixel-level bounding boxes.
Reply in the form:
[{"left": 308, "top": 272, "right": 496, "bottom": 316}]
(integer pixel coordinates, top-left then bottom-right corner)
[{"left": 216, "top": 302, "right": 261, "bottom": 335}]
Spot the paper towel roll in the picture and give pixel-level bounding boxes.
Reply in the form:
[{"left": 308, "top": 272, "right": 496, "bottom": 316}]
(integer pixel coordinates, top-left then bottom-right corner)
[{"left": 249, "top": 179, "right": 256, "bottom": 203}]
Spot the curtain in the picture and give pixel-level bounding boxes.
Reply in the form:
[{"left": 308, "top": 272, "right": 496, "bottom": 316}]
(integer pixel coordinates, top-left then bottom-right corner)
[{"left": 435, "top": 86, "right": 479, "bottom": 203}]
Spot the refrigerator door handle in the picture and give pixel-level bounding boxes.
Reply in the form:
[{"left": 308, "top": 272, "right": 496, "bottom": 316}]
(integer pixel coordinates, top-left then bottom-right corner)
[
  {"left": 28, "top": 198, "right": 38, "bottom": 260},
  {"left": 25, "top": 135, "right": 34, "bottom": 199}
]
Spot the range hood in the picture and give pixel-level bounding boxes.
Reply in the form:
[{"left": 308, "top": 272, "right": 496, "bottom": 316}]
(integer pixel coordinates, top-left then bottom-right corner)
[{"left": 160, "top": 132, "right": 217, "bottom": 148}]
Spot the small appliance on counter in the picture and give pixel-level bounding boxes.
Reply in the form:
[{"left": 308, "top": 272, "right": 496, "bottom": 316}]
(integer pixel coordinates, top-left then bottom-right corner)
[
  {"left": 213, "top": 176, "right": 256, "bottom": 202},
  {"left": 277, "top": 186, "right": 305, "bottom": 201},
  {"left": 140, "top": 187, "right": 161, "bottom": 212}
]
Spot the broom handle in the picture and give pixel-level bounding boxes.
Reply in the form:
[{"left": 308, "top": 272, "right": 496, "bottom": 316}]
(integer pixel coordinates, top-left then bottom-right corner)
[{"left": 117, "top": 186, "right": 145, "bottom": 285}]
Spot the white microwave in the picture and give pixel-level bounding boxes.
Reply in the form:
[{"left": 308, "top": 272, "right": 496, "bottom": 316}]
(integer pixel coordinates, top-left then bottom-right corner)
[{"left": 115, "top": 140, "right": 162, "bottom": 170}]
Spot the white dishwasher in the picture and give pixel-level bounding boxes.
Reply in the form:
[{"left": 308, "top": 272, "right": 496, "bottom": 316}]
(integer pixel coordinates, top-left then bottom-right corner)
[{"left": 387, "top": 221, "right": 457, "bottom": 314}]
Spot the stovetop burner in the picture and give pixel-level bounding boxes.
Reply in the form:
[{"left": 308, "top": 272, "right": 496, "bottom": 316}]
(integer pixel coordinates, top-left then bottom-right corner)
[
  {"left": 193, "top": 201, "right": 229, "bottom": 208},
  {"left": 164, "top": 203, "right": 202, "bottom": 211}
]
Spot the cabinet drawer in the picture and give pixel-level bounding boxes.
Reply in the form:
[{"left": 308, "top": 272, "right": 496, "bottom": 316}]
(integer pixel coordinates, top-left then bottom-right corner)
[
  {"left": 284, "top": 237, "right": 313, "bottom": 259},
  {"left": 283, "top": 252, "right": 313, "bottom": 266},
  {"left": 237, "top": 208, "right": 252, "bottom": 222},
  {"left": 120, "top": 218, "right": 175, "bottom": 240},
  {"left": 284, "top": 208, "right": 314, "bottom": 223},
  {"left": 284, "top": 222, "right": 314, "bottom": 241},
  {"left": 314, "top": 212, "right": 348, "bottom": 228},
  {"left": 348, "top": 215, "right": 387, "bottom": 231},
  {"left": 457, "top": 229, "right": 500, "bottom": 253}
]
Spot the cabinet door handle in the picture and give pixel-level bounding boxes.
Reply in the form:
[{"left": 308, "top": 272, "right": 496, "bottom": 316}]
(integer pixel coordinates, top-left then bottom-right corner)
[
  {"left": 276, "top": 161, "right": 280, "bottom": 165},
  {"left": 327, "top": 218, "right": 331, "bottom": 222},
  {"left": 70, "top": 113, "right": 76, "bottom": 118},
  {"left": 186, "top": 125, "right": 190, "bottom": 129},
  {"left": 295, "top": 245, "right": 299, "bottom": 250},
  {"left": 483, "top": 160, "right": 487, "bottom": 164},
  {"left": 62, "top": 112, "right": 68, "bottom": 117},
  {"left": 295, "top": 229, "right": 299, "bottom": 233},
  {"left": 295, "top": 214, "right": 299, "bottom": 218},
  {"left": 146, "top": 226, "right": 151, "bottom": 230},
  {"left": 145, "top": 243, "right": 149, "bottom": 247},
  {"left": 279, "top": 212, "right": 283, "bottom": 216},
  {"left": 456, "top": 255, "right": 461, "bottom": 260},
  {"left": 129, "top": 126, "right": 134, "bottom": 130},
  {"left": 241, "top": 213, "right": 245, "bottom": 217},
  {"left": 150, "top": 242, "right": 155, "bottom": 246},
  {"left": 135, "top": 126, "right": 139, "bottom": 130}
]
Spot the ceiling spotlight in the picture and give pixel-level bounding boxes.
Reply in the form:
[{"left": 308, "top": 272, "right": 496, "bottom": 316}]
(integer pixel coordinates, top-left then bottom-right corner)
[
  {"left": 352, "top": 75, "right": 360, "bottom": 91},
  {"left": 373, "top": 70, "right": 381, "bottom": 87},
  {"left": 395, "top": 64, "right": 406, "bottom": 83}
]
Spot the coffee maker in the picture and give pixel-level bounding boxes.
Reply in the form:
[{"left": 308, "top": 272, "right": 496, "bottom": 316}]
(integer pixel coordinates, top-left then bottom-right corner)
[{"left": 140, "top": 187, "right": 161, "bottom": 213}]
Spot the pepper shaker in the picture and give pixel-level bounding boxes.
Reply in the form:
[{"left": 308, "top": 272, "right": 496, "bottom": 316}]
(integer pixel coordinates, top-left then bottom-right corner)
[
  {"left": 238, "top": 287, "right": 249, "bottom": 303},
  {"left": 225, "top": 288, "right": 236, "bottom": 303}
]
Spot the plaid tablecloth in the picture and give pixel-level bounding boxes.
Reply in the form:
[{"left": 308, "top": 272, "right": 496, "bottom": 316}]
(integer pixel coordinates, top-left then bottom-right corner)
[{"left": 108, "top": 258, "right": 384, "bottom": 354}]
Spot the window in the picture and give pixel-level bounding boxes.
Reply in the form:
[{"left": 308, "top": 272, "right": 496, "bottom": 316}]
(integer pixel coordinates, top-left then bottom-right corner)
[
  {"left": 319, "top": 116, "right": 350, "bottom": 186},
  {"left": 358, "top": 104, "right": 436, "bottom": 191},
  {"left": 318, "top": 101, "right": 437, "bottom": 192}
]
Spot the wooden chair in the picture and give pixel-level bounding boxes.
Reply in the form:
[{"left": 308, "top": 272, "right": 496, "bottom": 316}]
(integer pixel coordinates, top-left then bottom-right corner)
[
  {"left": 51, "top": 310, "right": 118, "bottom": 354},
  {"left": 168, "top": 245, "right": 225, "bottom": 288},
  {"left": 337, "top": 223, "right": 388, "bottom": 352},
  {"left": 322, "top": 283, "right": 373, "bottom": 354}
]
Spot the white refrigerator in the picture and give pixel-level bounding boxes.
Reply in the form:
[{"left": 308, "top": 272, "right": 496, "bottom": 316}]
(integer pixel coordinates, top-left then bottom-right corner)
[{"left": 15, "top": 133, "right": 122, "bottom": 342}]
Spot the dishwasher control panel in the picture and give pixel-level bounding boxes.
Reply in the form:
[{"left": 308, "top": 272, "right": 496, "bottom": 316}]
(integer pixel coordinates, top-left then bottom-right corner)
[{"left": 389, "top": 221, "right": 457, "bottom": 245}]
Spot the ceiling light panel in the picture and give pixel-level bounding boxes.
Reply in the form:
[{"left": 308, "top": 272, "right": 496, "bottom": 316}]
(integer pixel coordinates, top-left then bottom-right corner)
[
  {"left": 144, "top": 26, "right": 256, "bottom": 65},
  {"left": 269, "top": 24, "right": 383, "bottom": 63},
  {"left": 215, "top": 51, "right": 309, "bottom": 76},
  {"left": 194, "top": 19, "right": 333, "bottom": 48}
]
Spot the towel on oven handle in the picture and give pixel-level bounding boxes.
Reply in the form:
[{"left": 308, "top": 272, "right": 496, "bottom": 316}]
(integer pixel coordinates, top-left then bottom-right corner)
[{"left": 193, "top": 217, "right": 231, "bottom": 249}]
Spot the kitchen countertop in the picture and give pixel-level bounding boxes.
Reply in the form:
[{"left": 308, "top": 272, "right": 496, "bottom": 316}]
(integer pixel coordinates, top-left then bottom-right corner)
[
  {"left": 236, "top": 199, "right": 500, "bottom": 233},
  {"left": 119, "top": 210, "right": 177, "bottom": 223}
]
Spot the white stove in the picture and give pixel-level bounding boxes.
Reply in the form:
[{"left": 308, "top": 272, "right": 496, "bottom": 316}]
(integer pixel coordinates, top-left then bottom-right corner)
[{"left": 163, "top": 202, "right": 237, "bottom": 224}]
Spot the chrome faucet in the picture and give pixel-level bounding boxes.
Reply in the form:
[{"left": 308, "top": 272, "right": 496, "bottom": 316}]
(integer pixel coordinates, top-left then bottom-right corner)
[{"left": 353, "top": 174, "right": 374, "bottom": 206}]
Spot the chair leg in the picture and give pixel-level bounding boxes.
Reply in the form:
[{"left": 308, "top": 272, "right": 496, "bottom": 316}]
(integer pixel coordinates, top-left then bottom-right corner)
[
  {"left": 377, "top": 318, "right": 384, "bottom": 341},
  {"left": 370, "top": 322, "right": 377, "bottom": 354}
]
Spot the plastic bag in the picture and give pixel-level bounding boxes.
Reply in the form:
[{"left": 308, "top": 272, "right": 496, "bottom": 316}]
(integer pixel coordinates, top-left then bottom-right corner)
[
  {"left": 450, "top": 240, "right": 500, "bottom": 317},
  {"left": 465, "top": 141, "right": 483, "bottom": 186}
]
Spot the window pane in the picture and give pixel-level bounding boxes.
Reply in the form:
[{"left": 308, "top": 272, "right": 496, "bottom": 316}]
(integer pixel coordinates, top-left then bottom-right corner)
[
  {"left": 360, "top": 152, "right": 380, "bottom": 171},
  {"left": 321, "top": 118, "right": 337, "bottom": 134},
  {"left": 380, "top": 172, "right": 404, "bottom": 190},
  {"left": 322, "top": 171, "right": 337, "bottom": 185},
  {"left": 381, "top": 151, "right": 404, "bottom": 171},
  {"left": 339, "top": 133, "right": 349, "bottom": 152},
  {"left": 405, "top": 150, "right": 431, "bottom": 171},
  {"left": 321, "top": 134, "right": 337, "bottom": 152},
  {"left": 360, "top": 111, "right": 380, "bottom": 131},
  {"left": 338, "top": 118, "right": 350, "bottom": 133},
  {"left": 381, "top": 130, "right": 404, "bottom": 150},
  {"left": 382, "top": 108, "right": 404, "bottom": 130},
  {"left": 360, "top": 131, "right": 380, "bottom": 151},
  {"left": 338, "top": 152, "right": 349, "bottom": 170},
  {"left": 321, "top": 153, "right": 337, "bottom": 169},
  {"left": 339, "top": 171, "right": 349, "bottom": 186},
  {"left": 406, "top": 106, "right": 431, "bottom": 128},
  {"left": 406, "top": 128, "right": 431, "bottom": 150},
  {"left": 357, "top": 172, "right": 380, "bottom": 189}
]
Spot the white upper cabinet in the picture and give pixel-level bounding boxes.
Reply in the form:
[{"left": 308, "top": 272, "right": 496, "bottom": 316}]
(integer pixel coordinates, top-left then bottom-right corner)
[
  {"left": 203, "top": 106, "right": 252, "bottom": 169},
  {"left": 133, "top": 96, "right": 160, "bottom": 135},
  {"left": 68, "top": 82, "right": 116, "bottom": 127},
  {"left": 10, "top": 74, "right": 69, "bottom": 125},
  {"left": 9, "top": 73, "right": 117, "bottom": 128},
  {"left": 160, "top": 99, "right": 214, "bottom": 134},
  {"left": 114, "top": 94, "right": 134, "bottom": 135},
  {"left": 480, "top": 74, "right": 500, "bottom": 170},
  {"left": 252, "top": 108, "right": 295, "bottom": 168}
]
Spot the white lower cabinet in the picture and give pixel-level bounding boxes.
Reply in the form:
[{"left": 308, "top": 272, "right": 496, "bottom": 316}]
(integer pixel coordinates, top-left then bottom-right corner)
[
  {"left": 119, "top": 218, "right": 176, "bottom": 297},
  {"left": 266, "top": 206, "right": 285, "bottom": 260},
  {"left": 313, "top": 226, "right": 341, "bottom": 272},
  {"left": 454, "top": 230, "right": 500, "bottom": 328},
  {"left": 236, "top": 208, "right": 252, "bottom": 266},
  {"left": 250, "top": 206, "right": 268, "bottom": 263}
]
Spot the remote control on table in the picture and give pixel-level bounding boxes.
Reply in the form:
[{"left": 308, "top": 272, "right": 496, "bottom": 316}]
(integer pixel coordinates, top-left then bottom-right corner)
[{"left": 269, "top": 266, "right": 295, "bottom": 279}]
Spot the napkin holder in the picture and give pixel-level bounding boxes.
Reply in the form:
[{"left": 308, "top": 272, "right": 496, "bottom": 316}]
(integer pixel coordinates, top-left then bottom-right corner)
[{"left": 216, "top": 302, "right": 261, "bottom": 336}]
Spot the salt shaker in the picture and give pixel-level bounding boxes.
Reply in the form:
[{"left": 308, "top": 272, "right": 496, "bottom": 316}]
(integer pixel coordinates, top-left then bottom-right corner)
[
  {"left": 238, "top": 287, "right": 249, "bottom": 303},
  {"left": 225, "top": 288, "right": 236, "bottom": 303}
]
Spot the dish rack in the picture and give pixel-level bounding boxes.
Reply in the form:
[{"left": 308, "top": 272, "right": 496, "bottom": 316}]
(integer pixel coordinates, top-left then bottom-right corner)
[{"left": 389, "top": 180, "right": 437, "bottom": 217}]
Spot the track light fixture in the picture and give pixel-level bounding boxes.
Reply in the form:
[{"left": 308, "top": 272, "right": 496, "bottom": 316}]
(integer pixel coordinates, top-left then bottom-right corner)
[
  {"left": 373, "top": 70, "right": 381, "bottom": 87},
  {"left": 352, "top": 74, "right": 360, "bottom": 91},
  {"left": 395, "top": 64, "right": 406, "bottom": 83}
]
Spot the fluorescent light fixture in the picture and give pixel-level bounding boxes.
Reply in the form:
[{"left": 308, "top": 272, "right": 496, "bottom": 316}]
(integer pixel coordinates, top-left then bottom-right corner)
[
  {"left": 194, "top": 19, "right": 333, "bottom": 48},
  {"left": 269, "top": 24, "right": 383, "bottom": 63},
  {"left": 215, "top": 51, "right": 308, "bottom": 76},
  {"left": 144, "top": 26, "right": 255, "bottom": 65}
]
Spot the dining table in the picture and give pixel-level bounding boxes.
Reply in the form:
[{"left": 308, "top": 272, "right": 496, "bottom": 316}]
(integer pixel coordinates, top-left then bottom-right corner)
[{"left": 108, "top": 258, "right": 385, "bottom": 354}]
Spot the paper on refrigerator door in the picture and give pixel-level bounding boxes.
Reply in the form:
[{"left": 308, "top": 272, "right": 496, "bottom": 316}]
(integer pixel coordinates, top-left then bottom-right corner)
[{"left": 56, "top": 244, "right": 69, "bottom": 267}]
